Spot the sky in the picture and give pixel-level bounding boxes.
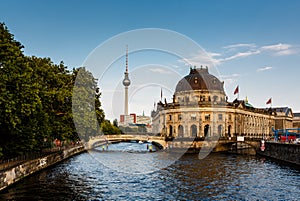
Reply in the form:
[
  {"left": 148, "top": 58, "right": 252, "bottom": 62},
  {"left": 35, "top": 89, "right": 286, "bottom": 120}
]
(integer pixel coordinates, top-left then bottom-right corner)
[{"left": 2, "top": 0, "right": 300, "bottom": 120}]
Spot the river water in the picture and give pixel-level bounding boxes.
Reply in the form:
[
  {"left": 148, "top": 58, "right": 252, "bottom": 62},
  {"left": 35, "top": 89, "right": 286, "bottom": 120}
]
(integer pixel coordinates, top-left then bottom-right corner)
[{"left": 0, "top": 142, "right": 299, "bottom": 200}]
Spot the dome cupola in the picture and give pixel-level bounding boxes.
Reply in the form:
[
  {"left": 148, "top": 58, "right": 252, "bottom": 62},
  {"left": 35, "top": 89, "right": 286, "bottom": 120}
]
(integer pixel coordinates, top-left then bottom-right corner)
[{"left": 175, "top": 66, "right": 224, "bottom": 93}]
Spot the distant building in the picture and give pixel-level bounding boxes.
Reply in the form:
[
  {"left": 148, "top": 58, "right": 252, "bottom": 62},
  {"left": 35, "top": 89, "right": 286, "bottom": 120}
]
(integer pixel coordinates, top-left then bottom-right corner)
[
  {"left": 271, "top": 107, "right": 293, "bottom": 130},
  {"left": 136, "top": 113, "right": 151, "bottom": 125},
  {"left": 152, "top": 67, "right": 293, "bottom": 139},
  {"left": 293, "top": 113, "right": 300, "bottom": 128}
]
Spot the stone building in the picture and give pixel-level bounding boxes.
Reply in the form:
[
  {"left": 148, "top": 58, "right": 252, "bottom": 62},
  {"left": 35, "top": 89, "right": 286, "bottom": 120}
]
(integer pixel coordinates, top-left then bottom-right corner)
[
  {"left": 271, "top": 107, "right": 293, "bottom": 130},
  {"left": 151, "top": 67, "right": 279, "bottom": 139},
  {"left": 293, "top": 113, "right": 300, "bottom": 128}
]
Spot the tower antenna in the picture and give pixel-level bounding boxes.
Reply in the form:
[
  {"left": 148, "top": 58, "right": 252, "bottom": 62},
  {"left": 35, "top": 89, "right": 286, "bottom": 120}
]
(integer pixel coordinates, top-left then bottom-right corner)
[{"left": 126, "top": 45, "right": 128, "bottom": 73}]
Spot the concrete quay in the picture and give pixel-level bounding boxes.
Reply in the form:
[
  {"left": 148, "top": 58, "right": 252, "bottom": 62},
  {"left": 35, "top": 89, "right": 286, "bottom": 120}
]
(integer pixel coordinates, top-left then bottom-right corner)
[{"left": 0, "top": 145, "right": 85, "bottom": 191}]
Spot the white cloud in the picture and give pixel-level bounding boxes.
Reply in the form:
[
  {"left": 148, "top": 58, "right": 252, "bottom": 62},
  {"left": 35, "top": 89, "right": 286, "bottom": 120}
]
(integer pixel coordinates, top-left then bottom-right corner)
[
  {"left": 220, "top": 73, "right": 241, "bottom": 78},
  {"left": 178, "top": 51, "right": 221, "bottom": 67},
  {"left": 177, "top": 42, "right": 298, "bottom": 68},
  {"left": 274, "top": 49, "right": 298, "bottom": 56},
  {"left": 257, "top": 66, "right": 273, "bottom": 72},
  {"left": 260, "top": 43, "right": 299, "bottom": 56},
  {"left": 207, "top": 52, "right": 222, "bottom": 57},
  {"left": 223, "top": 43, "right": 256, "bottom": 49},
  {"left": 261, "top": 43, "right": 290, "bottom": 51},
  {"left": 148, "top": 68, "right": 172, "bottom": 74},
  {"left": 220, "top": 50, "right": 261, "bottom": 62},
  {"left": 220, "top": 73, "right": 240, "bottom": 84}
]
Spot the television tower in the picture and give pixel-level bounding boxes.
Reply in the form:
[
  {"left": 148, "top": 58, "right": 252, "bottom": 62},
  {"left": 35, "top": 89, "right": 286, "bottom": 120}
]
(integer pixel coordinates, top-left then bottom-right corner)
[{"left": 122, "top": 45, "right": 131, "bottom": 116}]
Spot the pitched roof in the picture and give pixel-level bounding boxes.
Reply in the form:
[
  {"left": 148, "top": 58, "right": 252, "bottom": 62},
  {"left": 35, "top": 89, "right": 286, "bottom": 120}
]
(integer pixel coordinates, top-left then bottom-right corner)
[{"left": 272, "top": 107, "right": 293, "bottom": 116}]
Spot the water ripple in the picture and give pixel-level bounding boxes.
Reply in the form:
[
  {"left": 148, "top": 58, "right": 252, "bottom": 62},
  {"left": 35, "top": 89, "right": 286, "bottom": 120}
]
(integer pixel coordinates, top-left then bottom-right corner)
[{"left": 0, "top": 143, "right": 299, "bottom": 200}]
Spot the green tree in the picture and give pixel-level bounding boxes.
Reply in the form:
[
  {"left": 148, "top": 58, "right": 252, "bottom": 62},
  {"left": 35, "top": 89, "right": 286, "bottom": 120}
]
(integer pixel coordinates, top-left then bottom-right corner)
[
  {"left": 72, "top": 67, "right": 105, "bottom": 141},
  {"left": 113, "top": 119, "right": 119, "bottom": 127},
  {"left": 101, "top": 120, "right": 121, "bottom": 135},
  {"left": 0, "top": 23, "right": 42, "bottom": 156},
  {"left": 0, "top": 23, "right": 106, "bottom": 158}
]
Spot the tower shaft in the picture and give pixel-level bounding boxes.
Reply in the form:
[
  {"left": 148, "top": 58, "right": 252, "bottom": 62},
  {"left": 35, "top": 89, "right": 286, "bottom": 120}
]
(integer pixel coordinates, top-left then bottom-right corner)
[{"left": 124, "top": 86, "right": 129, "bottom": 116}]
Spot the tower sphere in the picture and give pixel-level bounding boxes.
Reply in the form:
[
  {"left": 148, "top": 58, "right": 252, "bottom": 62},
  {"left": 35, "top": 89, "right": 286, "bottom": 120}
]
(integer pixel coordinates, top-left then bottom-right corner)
[{"left": 123, "top": 77, "right": 131, "bottom": 86}]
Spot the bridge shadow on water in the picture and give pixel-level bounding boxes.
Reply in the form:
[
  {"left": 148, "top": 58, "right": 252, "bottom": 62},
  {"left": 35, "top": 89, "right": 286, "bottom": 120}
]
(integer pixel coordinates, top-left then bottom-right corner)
[{"left": 90, "top": 141, "right": 160, "bottom": 154}]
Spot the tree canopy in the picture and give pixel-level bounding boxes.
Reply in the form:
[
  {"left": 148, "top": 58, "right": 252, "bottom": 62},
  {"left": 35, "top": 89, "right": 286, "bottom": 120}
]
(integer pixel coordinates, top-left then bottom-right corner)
[{"left": 0, "top": 23, "right": 119, "bottom": 158}]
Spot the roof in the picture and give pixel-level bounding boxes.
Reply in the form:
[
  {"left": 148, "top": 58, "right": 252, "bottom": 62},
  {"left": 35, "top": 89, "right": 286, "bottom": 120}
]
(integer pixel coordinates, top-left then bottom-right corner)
[
  {"left": 293, "top": 113, "right": 300, "bottom": 117},
  {"left": 175, "top": 67, "right": 224, "bottom": 93},
  {"left": 272, "top": 107, "right": 293, "bottom": 117}
]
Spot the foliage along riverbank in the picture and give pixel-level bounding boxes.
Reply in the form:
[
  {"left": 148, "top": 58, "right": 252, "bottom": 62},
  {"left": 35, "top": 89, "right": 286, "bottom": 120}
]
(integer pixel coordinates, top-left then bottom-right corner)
[{"left": 0, "top": 23, "right": 121, "bottom": 159}]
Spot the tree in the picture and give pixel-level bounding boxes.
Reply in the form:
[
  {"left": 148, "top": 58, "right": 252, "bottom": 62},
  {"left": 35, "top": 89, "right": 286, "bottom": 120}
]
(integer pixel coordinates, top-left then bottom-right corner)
[
  {"left": 0, "top": 23, "right": 42, "bottom": 156},
  {"left": 113, "top": 119, "right": 119, "bottom": 127},
  {"left": 0, "top": 23, "right": 107, "bottom": 158},
  {"left": 72, "top": 67, "right": 105, "bottom": 141},
  {"left": 101, "top": 120, "right": 122, "bottom": 135}
]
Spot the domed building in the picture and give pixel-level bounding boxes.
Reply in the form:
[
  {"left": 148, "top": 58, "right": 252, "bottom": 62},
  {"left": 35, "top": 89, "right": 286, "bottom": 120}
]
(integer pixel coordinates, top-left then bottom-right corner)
[{"left": 151, "top": 66, "right": 278, "bottom": 140}]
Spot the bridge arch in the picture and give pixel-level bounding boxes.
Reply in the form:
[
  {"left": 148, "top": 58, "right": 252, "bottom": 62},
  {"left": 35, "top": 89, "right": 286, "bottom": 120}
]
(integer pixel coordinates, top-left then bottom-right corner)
[{"left": 87, "top": 134, "right": 167, "bottom": 150}]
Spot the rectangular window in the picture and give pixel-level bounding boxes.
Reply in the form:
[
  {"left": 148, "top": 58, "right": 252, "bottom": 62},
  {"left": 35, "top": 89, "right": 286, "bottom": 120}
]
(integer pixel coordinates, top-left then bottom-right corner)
[
  {"left": 228, "top": 114, "right": 232, "bottom": 121},
  {"left": 178, "top": 114, "right": 182, "bottom": 121},
  {"left": 218, "top": 114, "right": 223, "bottom": 120},
  {"left": 169, "top": 115, "right": 172, "bottom": 121},
  {"left": 205, "top": 114, "right": 210, "bottom": 121},
  {"left": 191, "top": 114, "right": 196, "bottom": 121}
]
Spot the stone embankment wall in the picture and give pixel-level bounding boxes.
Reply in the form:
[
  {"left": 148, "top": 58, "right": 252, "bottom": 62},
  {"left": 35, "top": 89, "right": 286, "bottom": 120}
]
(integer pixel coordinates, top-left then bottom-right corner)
[
  {"left": 258, "top": 142, "right": 300, "bottom": 166},
  {"left": 0, "top": 145, "right": 85, "bottom": 191}
]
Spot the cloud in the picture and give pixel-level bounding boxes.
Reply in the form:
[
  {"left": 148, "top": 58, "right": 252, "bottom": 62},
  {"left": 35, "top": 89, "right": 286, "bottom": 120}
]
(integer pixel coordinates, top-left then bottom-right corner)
[
  {"left": 223, "top": 43, "right": 256, "bottom": 49},
  {"left": 177, "top": 42, "right": 298, "bottom": 68},
  {"left": 220, "top": 73, "right": 241, "bottom": 78},
  {"left": 220, "top": 73, "right": 240, "bottom": 84},
  {"left": 261, "top": 43, "right": 290, "bottom": 51},
  {"left": 208, "top": 52, "right": 222, "bottom": 57},
  {"left": 220, "top": 50, "right": 261, "bottom": 62},
  {"left": 260, "top": 43, "right": 299, "bottom": 56},
  {"left": 257, "top": 66, "right": 273, "bottom": 72},
  {"left": 178, "top": 51, "right": 222, "bottom": 67},
  {"left": 148, "top": 68, "right": 172, "bottom": 74}
]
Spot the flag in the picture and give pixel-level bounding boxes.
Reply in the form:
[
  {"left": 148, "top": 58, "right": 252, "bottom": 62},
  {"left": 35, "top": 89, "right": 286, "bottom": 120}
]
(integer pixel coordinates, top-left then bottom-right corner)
[
  {"left": 234, "top": 86, "right": 239, "bottom": 95},
  {"left": 266, "top": 98, "right": 272, "bottom": 105}
]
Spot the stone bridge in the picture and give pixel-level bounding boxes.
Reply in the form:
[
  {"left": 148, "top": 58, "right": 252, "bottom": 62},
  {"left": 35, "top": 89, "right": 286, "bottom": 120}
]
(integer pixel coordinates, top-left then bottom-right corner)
[
  {"left": 214, "top": 138, "right": 261, "bottom": 154},
  {"left": 86, "top": 135, "right": 261, "bottom": 154},
  {"left": 86, "top": 134, "right": 166, "bottom": 149}
]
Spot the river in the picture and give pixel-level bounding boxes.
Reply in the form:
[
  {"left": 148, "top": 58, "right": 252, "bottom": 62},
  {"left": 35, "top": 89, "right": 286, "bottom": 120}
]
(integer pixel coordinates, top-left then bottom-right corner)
[{"left": 0, "top": 142, "right": 299, "bottom": 200}]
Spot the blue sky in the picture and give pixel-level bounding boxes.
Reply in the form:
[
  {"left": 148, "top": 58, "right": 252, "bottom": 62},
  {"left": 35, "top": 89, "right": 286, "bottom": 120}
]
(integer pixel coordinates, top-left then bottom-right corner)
[{"left": 2, "top": 0, "right": 300, "bottom": 120}]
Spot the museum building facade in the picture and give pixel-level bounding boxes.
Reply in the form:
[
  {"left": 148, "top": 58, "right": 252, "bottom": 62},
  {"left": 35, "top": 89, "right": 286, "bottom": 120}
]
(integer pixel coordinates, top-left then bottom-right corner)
[{"left": 151, "top": 67, "right": 281, "bottom": 139}]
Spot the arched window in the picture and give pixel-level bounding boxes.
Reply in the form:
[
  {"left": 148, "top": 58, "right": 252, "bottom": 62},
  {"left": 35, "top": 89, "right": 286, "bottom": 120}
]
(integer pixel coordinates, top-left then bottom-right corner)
[
  {"left": 204, "top": 124, "right": 210, "bottom": 137},
  {"left": 228, "top": 125, "right": 231, "bottom": 137},
  {"left": 191, "top": 125, "right": 197, "bottom": 137},
  {"left": 218, "top": 125, "right": 222, "bottom": 136},
  {"left": 178, "top": 125, "right": 184, "bottom": 137},
  {"left": 169, "top": 125, "right": 173, "bottom": 137}
]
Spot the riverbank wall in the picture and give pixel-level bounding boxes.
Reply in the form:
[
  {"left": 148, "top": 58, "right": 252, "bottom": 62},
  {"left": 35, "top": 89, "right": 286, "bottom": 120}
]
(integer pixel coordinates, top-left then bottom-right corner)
[
  {"left": 0, "top": 145, "right": 85, "bottom": 191},
  {"left": 257, "top": 142, "right": 300, "bottom": 166}
]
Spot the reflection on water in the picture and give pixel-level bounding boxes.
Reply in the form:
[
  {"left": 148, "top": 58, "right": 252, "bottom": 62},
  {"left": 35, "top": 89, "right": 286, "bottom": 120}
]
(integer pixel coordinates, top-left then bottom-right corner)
[
  {"left": 90, "top": 142, "right": 182, "bottom": 174},
  {"left": 0, "top": 142, "right": 299, "bottom": 200}
]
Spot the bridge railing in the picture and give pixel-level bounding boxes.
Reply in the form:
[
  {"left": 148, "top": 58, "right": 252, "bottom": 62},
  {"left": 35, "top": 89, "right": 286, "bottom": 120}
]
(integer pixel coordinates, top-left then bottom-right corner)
[{"left": 88, "top": 134, "right": 165, "bottom": 143}]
